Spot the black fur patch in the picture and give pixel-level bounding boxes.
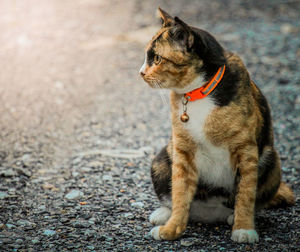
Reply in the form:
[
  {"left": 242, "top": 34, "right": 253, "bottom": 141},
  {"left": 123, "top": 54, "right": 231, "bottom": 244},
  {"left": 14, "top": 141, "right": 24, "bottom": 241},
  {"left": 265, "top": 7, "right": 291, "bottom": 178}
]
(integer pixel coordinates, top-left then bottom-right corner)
[
  {"left": 256, "top": 181, "right": 280, "bottom": 208},
  {"left": 151, "top": 146, "right": 172, "bottom": 201},
  {"left": 146, "top": 47, "right": 155, "bottom": 67},
  {"left": 209, "top": 60, "right": 241, "bottom": 106},
  {"left": 256, "top": 89, "right": 273, "bottom": 155},
  {"left": 257, "top": 149, "right": 276, "bottom": 187},
  {"left": 189, "top": 28, "right": 240, "bottom": 106},
  {"left": 191, "top": 28, "right": 226, "bottom": 69},
  {"left": 256, "top": 149, "right": 280, "bottom": 207},
  {"left": 195, "top": 181, "right": 231, "bottom": 200},
  {"left": 195, "top": 180, "right": 234, "bottom": 208}
]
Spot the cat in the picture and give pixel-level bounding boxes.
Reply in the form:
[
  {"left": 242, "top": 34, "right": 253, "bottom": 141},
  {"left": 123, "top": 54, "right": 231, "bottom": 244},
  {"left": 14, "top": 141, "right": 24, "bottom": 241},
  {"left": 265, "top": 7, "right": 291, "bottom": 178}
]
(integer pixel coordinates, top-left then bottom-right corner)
[{"left": 139, "top": 8, "right": 295, "bottom": 243}]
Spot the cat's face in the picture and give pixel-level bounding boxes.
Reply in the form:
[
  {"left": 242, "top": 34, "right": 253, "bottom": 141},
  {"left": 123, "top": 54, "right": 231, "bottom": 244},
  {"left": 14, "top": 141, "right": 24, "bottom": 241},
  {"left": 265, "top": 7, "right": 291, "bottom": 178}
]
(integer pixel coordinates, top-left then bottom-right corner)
[{"left": 139, "top": 9, "right": 203, "bottom": 91}]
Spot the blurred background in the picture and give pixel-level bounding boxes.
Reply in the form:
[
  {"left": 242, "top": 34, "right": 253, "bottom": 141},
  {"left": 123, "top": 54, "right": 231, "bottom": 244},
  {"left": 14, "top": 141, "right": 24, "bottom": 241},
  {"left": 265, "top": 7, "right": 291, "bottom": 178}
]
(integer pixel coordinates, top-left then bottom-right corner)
[
  {"left": 0, "top": 0, "right": 299, "bottom": 170},
  {"left": 0, "top": 0, "right": 299, "bottom": 250}
]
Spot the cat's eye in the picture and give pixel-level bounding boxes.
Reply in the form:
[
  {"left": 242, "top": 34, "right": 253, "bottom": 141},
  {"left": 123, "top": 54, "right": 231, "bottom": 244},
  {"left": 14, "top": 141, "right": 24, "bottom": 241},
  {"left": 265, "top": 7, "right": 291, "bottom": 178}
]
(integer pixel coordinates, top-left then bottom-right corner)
[{"left": 154, "top": 55, "right": 162, "bottom": 65}]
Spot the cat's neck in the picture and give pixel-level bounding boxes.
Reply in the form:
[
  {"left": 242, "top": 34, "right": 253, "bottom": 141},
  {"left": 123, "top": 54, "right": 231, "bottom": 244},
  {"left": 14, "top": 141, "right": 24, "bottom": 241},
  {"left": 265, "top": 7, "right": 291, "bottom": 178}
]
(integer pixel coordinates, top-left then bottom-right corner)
[
  {"left": 170, "top": 63, "right": 223, "bottom": 95},
  {"left": 170, "top": 75, "right": 206, "bottom": 95}
]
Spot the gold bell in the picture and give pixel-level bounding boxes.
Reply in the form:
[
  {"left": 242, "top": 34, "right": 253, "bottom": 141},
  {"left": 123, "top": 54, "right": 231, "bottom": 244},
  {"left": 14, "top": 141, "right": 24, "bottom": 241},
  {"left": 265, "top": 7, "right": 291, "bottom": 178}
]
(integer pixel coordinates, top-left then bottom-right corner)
[{"left": 180, "top": 112, "right": 189, "bottom": 123}]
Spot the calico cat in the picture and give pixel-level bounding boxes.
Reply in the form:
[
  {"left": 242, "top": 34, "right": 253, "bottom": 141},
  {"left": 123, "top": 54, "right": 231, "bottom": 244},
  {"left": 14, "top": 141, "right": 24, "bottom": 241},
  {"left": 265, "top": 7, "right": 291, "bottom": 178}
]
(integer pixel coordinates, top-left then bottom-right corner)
[{"left": 139, "top": 8, "right": 295, "bottom": 243}]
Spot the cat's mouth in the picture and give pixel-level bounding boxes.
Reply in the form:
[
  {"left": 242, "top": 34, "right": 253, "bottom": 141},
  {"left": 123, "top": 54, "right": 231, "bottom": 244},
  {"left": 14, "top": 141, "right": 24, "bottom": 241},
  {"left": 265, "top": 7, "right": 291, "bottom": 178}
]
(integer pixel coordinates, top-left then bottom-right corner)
[{"left": 141, "top": 76, "right": 164, "bottom": 89}]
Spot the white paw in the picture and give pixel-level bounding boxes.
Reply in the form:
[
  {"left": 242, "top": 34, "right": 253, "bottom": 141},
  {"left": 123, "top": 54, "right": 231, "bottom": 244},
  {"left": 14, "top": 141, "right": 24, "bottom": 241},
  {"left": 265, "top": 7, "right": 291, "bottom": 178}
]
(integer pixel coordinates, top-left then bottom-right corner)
[
  {"left": 149, "top": 207, "right": 171, "bottom": 226},
  {"left": 227, "top": 214, "right": 234, "bottom": 226},
  {"left": 231, "top": 229, "right": 259, "bottom": 243},
  {"left": 150, "top": 226, "right": 161, "bottom": 240}
]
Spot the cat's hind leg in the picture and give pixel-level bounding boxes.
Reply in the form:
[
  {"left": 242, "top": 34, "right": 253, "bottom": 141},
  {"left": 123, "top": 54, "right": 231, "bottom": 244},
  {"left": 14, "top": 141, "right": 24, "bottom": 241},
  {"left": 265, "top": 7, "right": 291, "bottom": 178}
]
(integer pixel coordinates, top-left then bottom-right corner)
[
  {"left": 265, "top": 182, "right": 295, "bottom": 208},
  {"left": 150, "top": 144, "right": 172, "bottom": 226},
  {"left": 256, "top": 148, "right": 295, "bottom": 209}
]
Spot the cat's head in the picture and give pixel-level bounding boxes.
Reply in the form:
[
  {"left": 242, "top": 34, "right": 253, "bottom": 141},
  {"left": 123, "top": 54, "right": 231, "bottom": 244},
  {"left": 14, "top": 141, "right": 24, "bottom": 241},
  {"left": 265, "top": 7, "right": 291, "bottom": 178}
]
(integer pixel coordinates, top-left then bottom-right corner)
[{"left": 139, "top": 8, "right": 225, "bottom": 93}]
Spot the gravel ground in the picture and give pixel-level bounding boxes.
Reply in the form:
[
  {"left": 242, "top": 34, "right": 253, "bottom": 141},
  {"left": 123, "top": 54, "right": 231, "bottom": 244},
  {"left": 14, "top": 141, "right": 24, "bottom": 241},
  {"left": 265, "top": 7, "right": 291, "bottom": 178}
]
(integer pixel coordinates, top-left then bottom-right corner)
[{"left": 0, "top": 0, "right": 299, "bottom": 251}]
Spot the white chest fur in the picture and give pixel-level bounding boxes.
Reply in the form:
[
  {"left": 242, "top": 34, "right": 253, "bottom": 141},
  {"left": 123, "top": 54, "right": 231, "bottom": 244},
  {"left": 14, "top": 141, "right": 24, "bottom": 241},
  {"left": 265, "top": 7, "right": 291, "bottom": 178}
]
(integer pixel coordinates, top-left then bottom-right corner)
[{"left": 178, "top": 97, "right": 235, "bottom": 191}]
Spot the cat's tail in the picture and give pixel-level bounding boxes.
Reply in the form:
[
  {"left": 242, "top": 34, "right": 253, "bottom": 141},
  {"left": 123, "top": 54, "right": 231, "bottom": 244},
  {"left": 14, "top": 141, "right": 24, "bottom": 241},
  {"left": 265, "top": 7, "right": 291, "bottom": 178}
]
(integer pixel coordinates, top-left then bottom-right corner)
[{"left": 265, "top": 182, "right": 295, "bottom": 209}]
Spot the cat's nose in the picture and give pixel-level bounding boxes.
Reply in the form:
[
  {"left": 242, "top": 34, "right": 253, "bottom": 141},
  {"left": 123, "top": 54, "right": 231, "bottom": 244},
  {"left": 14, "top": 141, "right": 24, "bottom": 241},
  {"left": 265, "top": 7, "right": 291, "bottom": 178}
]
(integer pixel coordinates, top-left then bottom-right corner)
[
  {"left": 139, "top": 60, "right": 146, "bottom": 77},
  {"left": 139, "top": 70, "right": 145, "bottom": 77}
]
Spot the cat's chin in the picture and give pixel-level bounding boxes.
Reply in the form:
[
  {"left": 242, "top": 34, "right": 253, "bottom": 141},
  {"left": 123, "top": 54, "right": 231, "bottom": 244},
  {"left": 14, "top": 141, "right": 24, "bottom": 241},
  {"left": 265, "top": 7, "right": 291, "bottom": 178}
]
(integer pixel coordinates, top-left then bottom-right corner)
[
  {"left": 170, "top": 76, "right": 206, "bottom": 94},
  {"left": 146, "top": 82, "right": 156, "bottom": 89},
  {"left": 141, "top": 80, "right": 154, "bottom": 88},
  {"left": 145, "top": 81, "right": 166, "bottom": 89},
  {"left": 141, "top": 78, "right": 156, "bottom": 88}
]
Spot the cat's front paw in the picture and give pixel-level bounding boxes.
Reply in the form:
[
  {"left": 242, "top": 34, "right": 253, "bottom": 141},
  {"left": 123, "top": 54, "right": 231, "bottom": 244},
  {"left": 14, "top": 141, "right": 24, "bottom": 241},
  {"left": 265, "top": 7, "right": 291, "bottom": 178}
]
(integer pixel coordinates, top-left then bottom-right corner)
[
  {"left": 149, "top": 207, "right": 171, "bottom": 226},
  {"left": 150, "top": 224, "right": 185, "bottom": 240},
  {"left": 150, "top": 226, "right": 161, "bottom": 240},
  {"left": 231, "top": 229, "right": 259, "bottom": 243}
]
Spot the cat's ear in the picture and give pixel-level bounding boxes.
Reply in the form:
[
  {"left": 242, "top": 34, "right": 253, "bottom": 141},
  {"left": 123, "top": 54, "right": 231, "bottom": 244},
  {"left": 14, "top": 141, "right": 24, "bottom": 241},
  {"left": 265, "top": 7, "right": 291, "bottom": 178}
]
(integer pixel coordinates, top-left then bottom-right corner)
[
  {"left": 157, "top": 7, "right": 174, "bottom": 27},
  {"left": 171, "top": 17, "right": 194, "bottom": 50}
]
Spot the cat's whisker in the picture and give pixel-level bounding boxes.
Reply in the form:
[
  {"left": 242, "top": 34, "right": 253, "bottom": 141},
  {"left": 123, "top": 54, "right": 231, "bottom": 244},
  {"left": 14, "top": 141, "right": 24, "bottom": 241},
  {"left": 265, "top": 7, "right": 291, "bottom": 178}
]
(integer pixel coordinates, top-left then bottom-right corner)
[{"left": 155, "top": 81, "right": 168, "bottom": 107}]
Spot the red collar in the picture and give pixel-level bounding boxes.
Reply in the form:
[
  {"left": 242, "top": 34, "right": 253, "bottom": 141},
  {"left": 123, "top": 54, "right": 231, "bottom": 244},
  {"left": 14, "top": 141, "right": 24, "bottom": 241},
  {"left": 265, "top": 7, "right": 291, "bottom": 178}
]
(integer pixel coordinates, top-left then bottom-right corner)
[{"left": 184, "top": 65, "right": 226, "bottom": 101}]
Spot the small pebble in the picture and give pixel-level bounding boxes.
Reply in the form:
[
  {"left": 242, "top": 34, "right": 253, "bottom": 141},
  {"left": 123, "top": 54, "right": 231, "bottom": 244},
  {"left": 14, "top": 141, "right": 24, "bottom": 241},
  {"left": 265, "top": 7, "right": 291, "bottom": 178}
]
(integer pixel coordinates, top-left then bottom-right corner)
[
  {"left": 144, "top": 233, "right": 152, "bottom": 240},
  {"left": 131, "top": 201, "right": 144, "bottom": 208},
  {"left": 136, "top": 226, "right": 143, "bottom": 231},
  {"left": 103, "top": 175, "right": 112, "bottom": 181},
  {"left": 15, "top": 239, "right": 23, "bottom": 244},
  {"left": 181, "top": 239, "right": 194, "bottom": 246},
  {"left": 0, "top": 169, "right": 16, "bottom": 177},
  {"left": 13, "top": 244, "right": 21, "bottom": 249},
  {"left": 16, "top": 220, "right": 35, "bottom": 229},
  {"left": 43, "top": 229, "right": 56, "bottom": 236},
  {"left": 65, "top": 190, "right": 83, "bottom": 200},
  {"left": 84, "top": 229, "right": 96, "bottom": 237},
  {"left": 32, "top": 239, "right": 39, "bottom": 244},
  {"left": 280, "top": 23, "right": 294, "bottom": 34},
  {"left": 16, "top": 167, "right": 31, "bottom": 177},
  {"left": 123, "top": 213, "right": 134, "bottom": 219},
  {"left": 72, "top": 171, "right": 79, "bottom": 177},
  {"left": 6, "top": 224, "right": 16, "bottom": 229}
]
